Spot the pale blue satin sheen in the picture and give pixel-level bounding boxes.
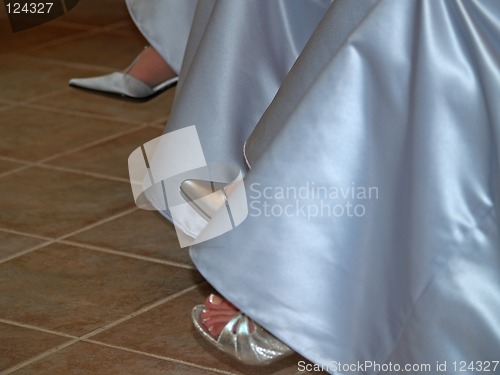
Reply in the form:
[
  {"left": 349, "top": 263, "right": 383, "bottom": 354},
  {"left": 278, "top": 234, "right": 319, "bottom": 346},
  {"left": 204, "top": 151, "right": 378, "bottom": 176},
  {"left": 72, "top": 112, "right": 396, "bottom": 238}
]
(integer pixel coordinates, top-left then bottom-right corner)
[
  {"left": 126, "top": 0, "right": 197, "bottom": 74},
  {"left": 162, "top": 0, "right": 333, "bottom": 171},
  {"left": 186, "top": 0, "right": 500, "bottom": 373},
  {"left": 140, "top": 0, "right": 333, "bottom": 220}
]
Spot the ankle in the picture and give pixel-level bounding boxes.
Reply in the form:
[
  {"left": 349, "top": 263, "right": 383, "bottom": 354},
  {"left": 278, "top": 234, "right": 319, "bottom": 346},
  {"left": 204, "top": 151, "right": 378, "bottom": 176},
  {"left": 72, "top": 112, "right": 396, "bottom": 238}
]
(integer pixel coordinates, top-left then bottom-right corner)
[{"left": 127, "top": 46, "right": 176, "bottom": 87}]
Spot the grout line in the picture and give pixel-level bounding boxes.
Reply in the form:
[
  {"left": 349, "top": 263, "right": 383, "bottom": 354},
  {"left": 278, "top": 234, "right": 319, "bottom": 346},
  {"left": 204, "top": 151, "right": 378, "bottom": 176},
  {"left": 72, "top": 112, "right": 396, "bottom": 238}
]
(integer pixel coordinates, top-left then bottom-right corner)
[
  {"left": 140, "top": 118, "right": 169, "bottom": 128},
  {"left": 0, "top": 207, "right": 138, "bottom": 265},
  {"left": 0, "top": 156, "right": 30, "bottom": 164},
  {"left": 0, "top": 160, "right": 108, "bottom": 184},
  {"left": 0, "top": 122, "right": 147, "bottom": 184},
  {"left": 0, "top": 80, "right": 70, "bottom": 107},
  {"left": 20, "top": 56, "right": 119, "bottom": 73},
  {"left": 0, "top": 162, "right": 130, "bottom": 186},
  {"left": 85, "top": 21, "right": 134, "bottom": 32},
  {"left": 46, "top": 20, "right": 96, "bottom": 30},
  {"left": 19, "top": 101, "right": 145, "bottom": 126},
  {"left": 0, "top": 121, "right": 146, "bottom": 183},
  {"left": 79, "top": 283, "right": 205, "bottom": 341},
  {"left": 0, "top": 228, "right": 55, "bottom": 266},
  {"left": 59, "top": 239, "right": 195, "bottom": 270},
  {"left": 13, "top": 86, "right": 73, "bottom": 106},
  {"left": 82, "top": 340, "right": 236, "bottom": 375},
  {"left": 0, "top": 284, "right": 208, "bottom": 374},
  {"left": 0, "top": 212, "right": 194, "bottom": 270},
  {"left": 148, "top": 120, "right": 168, "bottom": 130},
  {"left": 0, "top": 339, "right": 80, "bottom": 375},
  {"left": 0, "top": 227, "right": 53, "bottom": 241},
  {"left": 36, "top": 164, "right": 130, "bottom": 183},
  {"left": 57, "top": 207, "right": 139, "bottom": 241},
  {"left": 0, "top": 318, "right": 77, "bottom": 339},
  {"left": 0, "top": 240, "right": 54, "bottom": 265},
  {"left": 0, "top": 210, "right": 193, "bottom": 271},
  {"left": 0, "top": 164, "right": 32, "bottom": 179},
  {"left": 22, "top": 30, "right": 98, "bottom": 52},
  {"left": 17, "top": 21, "right": 132, "bottom": 54},
  {"left": 37, "top": 123, "right": 148, "bottom": 163},
  {"left": 15, "top": 88, "right": 67, "bottom": 104}
]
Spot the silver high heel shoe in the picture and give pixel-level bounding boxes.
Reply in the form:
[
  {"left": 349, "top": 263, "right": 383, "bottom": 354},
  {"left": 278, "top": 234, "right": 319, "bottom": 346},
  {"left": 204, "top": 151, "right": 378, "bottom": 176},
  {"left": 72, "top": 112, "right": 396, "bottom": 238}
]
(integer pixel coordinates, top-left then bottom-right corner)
[{"left": 192, "top": 305, "right": 293, "bottom": 365}]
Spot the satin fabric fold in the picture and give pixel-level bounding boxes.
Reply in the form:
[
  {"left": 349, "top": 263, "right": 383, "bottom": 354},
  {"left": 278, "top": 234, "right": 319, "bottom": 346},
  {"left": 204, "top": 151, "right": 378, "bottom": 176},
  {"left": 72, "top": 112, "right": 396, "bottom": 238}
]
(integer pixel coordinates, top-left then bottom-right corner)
[
  {"left": 125, "top": 0, "right": 197, "bottom": 74},
  {"left": 127, "top": 0, "right": 499, "bottom": 372},
  {"left": 186, "top": 0, "right": 500, "bottom": 372},
  {"left": 140, "top": 0, "right": 333, "bottom": 221}
]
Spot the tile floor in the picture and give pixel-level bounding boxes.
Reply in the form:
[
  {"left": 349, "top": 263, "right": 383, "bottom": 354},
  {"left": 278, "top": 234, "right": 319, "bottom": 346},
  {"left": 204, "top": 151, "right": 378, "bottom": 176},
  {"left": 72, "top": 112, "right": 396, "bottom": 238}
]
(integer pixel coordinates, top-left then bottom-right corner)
[{"left": 0, "top": 1, "right": 319, "bottom": 374}]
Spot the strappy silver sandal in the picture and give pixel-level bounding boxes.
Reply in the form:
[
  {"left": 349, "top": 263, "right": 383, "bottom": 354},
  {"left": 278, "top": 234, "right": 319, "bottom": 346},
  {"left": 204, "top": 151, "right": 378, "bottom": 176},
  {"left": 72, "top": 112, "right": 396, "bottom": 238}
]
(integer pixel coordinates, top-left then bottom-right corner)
[{"left": 192, "top": 305, "right": 293, "bottom": 365}]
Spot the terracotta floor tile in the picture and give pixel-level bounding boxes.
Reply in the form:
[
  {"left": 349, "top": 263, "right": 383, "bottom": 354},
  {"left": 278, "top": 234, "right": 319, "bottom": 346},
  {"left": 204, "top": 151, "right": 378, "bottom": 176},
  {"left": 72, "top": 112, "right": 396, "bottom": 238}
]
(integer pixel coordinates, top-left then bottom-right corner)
[
  {"left": 46, "top": 127, "right": 162, "bottom": 179},
  {"left": 0, "top": 54, "right": 106, "bottom": 102},
  {"left": 0, "top": 167, "right": 134, "bottom": 237},
  {"left": 93, "top": 285, "right": 305, "bottom": 375},
  {"left": 0, "top": 322, "right": 70, "bottom": 371},
  {"left": 149, "top": 121, "right": 167, "bottom": 130},
  {"left": 22, "top": 31, "right": 146, "bottom": 70},
  {"left": 0, "top": 231, "right": 47, "bottom": 261},
  {"left": 0, "top": 106, "right": 136, "bottom": 162},
  {"left": 0, "top": 21, "right": 84, "bottom": 54},
  {"left": 33, "top": 85, "right": 175, "bottom": 124},
  {"left": 107, "top": 24, "right": 147, "bottom": 38},
  {"left": 0, "top": 242, "right": 203, "bottom": 336},
  {"left": 58, "top": 0, "right": 132, "bottom": 27},
  {"left": 11, "top": 341, "right": 221, "bottom": 375},
  {"left": 67, "top": 209, "right": 191, "bottom": 266},
  {"left": 0, "top": 98, "right": 14, "bottom": 104},
  {"left": 0, "top": 103, "right": 12, "bottom": 111}
]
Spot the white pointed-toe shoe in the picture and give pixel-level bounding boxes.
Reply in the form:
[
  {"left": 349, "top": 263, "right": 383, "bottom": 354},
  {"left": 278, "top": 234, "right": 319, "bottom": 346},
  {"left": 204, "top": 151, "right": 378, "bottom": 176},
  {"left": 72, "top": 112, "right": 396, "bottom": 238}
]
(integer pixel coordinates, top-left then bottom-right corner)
[{"left": 69, "top": 72, "right": 178, "bottom": 101}]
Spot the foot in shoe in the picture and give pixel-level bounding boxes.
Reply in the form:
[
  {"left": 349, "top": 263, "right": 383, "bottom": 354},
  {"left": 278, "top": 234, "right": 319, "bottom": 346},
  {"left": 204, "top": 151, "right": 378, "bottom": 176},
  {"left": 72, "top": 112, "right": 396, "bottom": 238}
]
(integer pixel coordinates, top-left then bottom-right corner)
[
  {"left": 192, "top": 294, "right": 292, "bottom": 365},
  {"left": 127, "top": 46, "right": 176, "bottom": 87},
  {"left": 68, "top": 46, "right": 178, "bottom": 101},
  {"left": 199, "top": 294, "right": 254, "bottom": 339}
]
